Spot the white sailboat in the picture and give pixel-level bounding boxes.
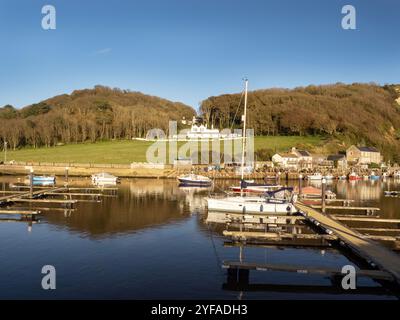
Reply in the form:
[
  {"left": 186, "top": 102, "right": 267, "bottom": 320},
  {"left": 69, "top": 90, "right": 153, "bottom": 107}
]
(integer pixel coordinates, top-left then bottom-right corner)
[
  {"left": 307, "top": 173, "right": 322, "bottom": 180},
  {"left": 207, "top": 188, "right": 298, "bottom": 214},
  {"left": 206, "top": 79, "right": 297, "bottom": 215}
]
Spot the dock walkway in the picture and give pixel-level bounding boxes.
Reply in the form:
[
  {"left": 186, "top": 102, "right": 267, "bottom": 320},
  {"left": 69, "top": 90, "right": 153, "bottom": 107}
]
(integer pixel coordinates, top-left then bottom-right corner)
[{"left": 296, "top": 202, "right": 400, "bottom": 285}]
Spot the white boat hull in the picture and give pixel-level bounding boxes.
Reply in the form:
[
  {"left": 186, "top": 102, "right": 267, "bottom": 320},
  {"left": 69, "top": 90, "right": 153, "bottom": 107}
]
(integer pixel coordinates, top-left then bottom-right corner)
[
  {"left": 91, "top": 172, "right": 118, "bottom": 185},
  {"left": 308, "top": 175, "right": 322, "bottom": 180},
  {"left": 92, "top": 178, "right": 118, "bottom": 184},
  {"left": 206, "top": 197, "right": 296, "bottom": 215},
  {"left": 177, "top": 174, "right": 212, "bottom": 186}
]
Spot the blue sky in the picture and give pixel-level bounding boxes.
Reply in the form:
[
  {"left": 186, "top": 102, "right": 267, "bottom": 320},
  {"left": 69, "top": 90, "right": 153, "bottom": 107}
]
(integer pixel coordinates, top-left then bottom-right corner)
[{"left": 0, "top": 0, "right": 399, "bottom": 110}]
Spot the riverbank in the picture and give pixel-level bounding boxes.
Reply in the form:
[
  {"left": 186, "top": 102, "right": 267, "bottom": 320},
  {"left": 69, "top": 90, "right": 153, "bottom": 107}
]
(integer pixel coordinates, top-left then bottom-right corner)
[
  {"left": 0, "top": 163, "right": 269, "bottom": 179},
  {"left": 0, "top": 163, "right": 169, "bottom": 178},
  {"left": 3, "top": 136, "right": 325, "bottom": 164},
  {"left": 2, "top": 162, "right": 394, "bottom": 180}
]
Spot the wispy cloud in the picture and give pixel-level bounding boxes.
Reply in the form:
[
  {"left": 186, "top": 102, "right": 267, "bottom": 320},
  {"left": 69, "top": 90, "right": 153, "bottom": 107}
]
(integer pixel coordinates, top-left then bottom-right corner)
[{"left": 93, "top": 48, "right": 112, "bottom": 56}]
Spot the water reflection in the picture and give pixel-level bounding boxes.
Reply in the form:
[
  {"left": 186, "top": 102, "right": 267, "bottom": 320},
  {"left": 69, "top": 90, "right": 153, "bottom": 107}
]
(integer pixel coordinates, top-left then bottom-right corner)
[
  {"left": 1, "top": 177, "right": 400, "bottom": 237},
  {"left": 0, "top": 176, "right": 399, "bottom": 299},
  {"left": 3, "top": 178, "right": 210, "bottom": 237}
]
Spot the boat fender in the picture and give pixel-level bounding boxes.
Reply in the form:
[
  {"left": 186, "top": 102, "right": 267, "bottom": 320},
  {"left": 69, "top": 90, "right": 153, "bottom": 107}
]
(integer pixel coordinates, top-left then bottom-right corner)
[{"left": 260, "top": 205, "right": 263, "bottom": 212}]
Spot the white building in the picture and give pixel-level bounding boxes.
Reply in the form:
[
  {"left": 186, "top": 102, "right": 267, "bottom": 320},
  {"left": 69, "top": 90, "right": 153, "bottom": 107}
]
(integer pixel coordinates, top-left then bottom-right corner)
[
  {"left": 174, "top": 117, "right": 241, "bottom": 140},
  {"left": 291, "top": 147, "right": 312, "bottom": 169},
  {"left": 272, "top": 153, "right": 299, "bottom": 169},
  {"left": 187, "top": 122, "right": 221, "bottom": 139}
]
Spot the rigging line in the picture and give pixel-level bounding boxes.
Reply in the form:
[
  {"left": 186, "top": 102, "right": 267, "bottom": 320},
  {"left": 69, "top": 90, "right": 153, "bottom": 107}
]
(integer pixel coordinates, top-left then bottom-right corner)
[
  {"left": 229, "top": 90, "right": 245, "bottom": 131},
  {"left": 208, "top": 86, "right": 245, "bottom": 195},
  {"left": 206, "top": 222, "right": 226, "bottom": 278},
  {"left": 215, "top": 89, "right": 245, "bottom": 178}
]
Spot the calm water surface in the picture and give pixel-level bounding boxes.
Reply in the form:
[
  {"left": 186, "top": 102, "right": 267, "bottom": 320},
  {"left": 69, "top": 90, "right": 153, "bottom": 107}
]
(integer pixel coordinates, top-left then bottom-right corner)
[{"left": 0, "top": 176, "right": 399, "bottom": 299}]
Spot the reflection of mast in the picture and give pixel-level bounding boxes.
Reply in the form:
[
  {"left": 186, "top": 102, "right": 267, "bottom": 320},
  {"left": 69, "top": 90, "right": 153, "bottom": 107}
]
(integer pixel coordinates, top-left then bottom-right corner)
[{"left": 240, "top": 79, "right": 248, "bottom": 182}]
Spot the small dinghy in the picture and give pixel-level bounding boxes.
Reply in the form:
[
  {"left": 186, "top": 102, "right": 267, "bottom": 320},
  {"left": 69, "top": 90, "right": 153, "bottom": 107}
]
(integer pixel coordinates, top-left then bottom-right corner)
[
  {"left": 25, "top": 175, "right": 56, "bottom": 186},
  {"left": 177, "top": 174, "right": 212, "bottom": 186},
  {"left": 369, "top": 171, "right": 380, "bottom": 180},
  {"left": 384, "top": 190, "right": 400, "bottom": 196},
  {"left": 349, "top": 172, "right": 362, "bottom": 181},
  {"left": 91, "top": 172, "right": 119, "bottom": 185},
  {"left": 307, "top": 173, "right": 322, "bottom": 180}
]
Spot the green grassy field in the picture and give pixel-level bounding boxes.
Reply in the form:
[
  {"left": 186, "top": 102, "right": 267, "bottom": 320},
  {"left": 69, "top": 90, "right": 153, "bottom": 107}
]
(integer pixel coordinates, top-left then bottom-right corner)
[{"left": 4, "top": 136, "right": 325, "bottom": 164}]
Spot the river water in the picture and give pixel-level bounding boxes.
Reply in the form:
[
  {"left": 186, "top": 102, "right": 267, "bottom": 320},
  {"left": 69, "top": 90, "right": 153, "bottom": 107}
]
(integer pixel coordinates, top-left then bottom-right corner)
[{"left": 0, "top": 176, "right": 399, "bottom": 299}]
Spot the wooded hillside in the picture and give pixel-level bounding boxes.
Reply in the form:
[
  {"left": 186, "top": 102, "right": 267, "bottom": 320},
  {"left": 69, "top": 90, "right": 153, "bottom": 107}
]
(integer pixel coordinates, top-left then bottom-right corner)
[
  {"left": 0, "top": 85, "right": 195, "bottom": 149},
  {"left": 200, "top": 83, "right": 400, "bottom": 161}
]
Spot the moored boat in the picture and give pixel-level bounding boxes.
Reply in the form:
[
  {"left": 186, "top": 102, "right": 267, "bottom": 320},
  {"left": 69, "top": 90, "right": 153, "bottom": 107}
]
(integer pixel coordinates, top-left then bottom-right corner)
[
  {"left": 206, "top": 188, "right": 298, "bottom": 215},
  {"left": 91, "top": 172, "right": 119, "bottom": 185},
  {"left": 307, "top": 173, "right": 322, "bottom": 180},
  {"left": 349, "top": 172, "right": 361, "bottom": 181},
  {"left": 25, "top": 175, "right": 56, "bottom": 186},
  {"left": 299, "top": 186, "right": 336, "bottom": 199},
  {"left": 229, "top": 179, "right": 281, "bottom": 193},
  {"left": 384, "top": 190, "right": 400, "bottom": 196},
  {"left": 369, "top": 171, "right": 380, "bottom": 180},
  {"left": 32, "top": 175, "right": 56, "bottom": 183},
  {"left": 205, "top": 79, "right": 297, "bottom": 215},
  {"left": 177, "top": 174, "right": 212, "bottom": 186}
]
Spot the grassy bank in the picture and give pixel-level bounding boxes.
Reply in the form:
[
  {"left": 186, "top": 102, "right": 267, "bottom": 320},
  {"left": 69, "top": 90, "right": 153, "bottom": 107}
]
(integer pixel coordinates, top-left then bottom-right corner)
[{"left": 4, "top": 136, "right": 325, "bottom": 164}]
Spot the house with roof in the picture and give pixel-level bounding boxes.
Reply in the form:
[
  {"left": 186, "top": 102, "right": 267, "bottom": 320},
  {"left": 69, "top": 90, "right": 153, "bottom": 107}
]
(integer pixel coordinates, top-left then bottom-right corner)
[
  {"left": 327, "top": 154, "right": 347, "bottom": 169},
  {"left": 271, "top": 152, "right": 299, "bottom": 169},
  {"left": 311, "top": 154, "right": 329, "bottom": 168},
  {"left": 291, "top": 147, "right": 312, "bottom": 169},
  {"left": 346, "top": 145, "right": 382, "bottom": 165}
]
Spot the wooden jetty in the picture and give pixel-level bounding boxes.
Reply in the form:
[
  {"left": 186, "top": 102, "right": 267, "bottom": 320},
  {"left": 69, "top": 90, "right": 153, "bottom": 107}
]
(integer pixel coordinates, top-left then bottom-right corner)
[
  {"left": 222, "top": 230, "right": 337, "bottom": 247},
  {"left": 0, "top": 209, "right": 39, "bottom": 215},
  {"left": 223, "top": 261, "right": 394, "bottom": 281},
  {"left": 310, "top": 205, "right": 380, "bottom": 214},
  {"left": 354, "top": 227, "right": 400, "bottom": 233},
  {"left": 334, "top": 216, "right": 400, "bottom": 223},
  {"left": 223, "top": 230, "right": 336, "bottom": 241},
  {"left": 296, "top": 202, "right": 400, "bottom": 285},
  {"left": 10, "top": 185, "right": 118, "bottom": 193},
  {"left": 9, "top": 198, "right": 78, "bottom": 206},
  {"left": 0, "top": 183, "right": 118, "bottom": 219}
]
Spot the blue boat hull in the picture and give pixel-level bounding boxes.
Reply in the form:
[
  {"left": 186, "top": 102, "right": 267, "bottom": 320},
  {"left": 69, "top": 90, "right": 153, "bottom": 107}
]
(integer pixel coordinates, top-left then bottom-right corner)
[{"left": 178, "top": 178, "right": 212, "bottom": 186}]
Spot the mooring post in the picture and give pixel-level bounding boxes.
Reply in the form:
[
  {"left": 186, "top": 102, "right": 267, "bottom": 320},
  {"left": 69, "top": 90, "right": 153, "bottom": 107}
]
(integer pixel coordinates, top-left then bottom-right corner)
[
  {"left": 298, "top": 174, "right": 303, "bottom": 198},
  {"left": 29, "top": 168, "right": 34, "bottom": 198},
  {"left": 65, "top": 166, "right": 69, "bottom": 183},
  {"left": 321, "top": 177, "right": 326, "bottom": 213}
]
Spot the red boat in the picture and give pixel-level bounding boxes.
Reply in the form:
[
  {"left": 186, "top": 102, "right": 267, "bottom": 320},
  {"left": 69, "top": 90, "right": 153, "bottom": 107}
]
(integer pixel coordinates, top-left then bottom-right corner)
[{"left": 349, "top": 172, "right": 362, "bottom": 181}]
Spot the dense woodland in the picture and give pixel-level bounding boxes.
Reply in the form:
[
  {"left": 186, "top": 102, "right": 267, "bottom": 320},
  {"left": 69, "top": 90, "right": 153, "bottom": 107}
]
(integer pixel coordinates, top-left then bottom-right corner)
[
  {"left": 200, "top": 83, "right": 400, "bottom": 161},
  {"left": 2, "top": 83, "right": 400, "bottom": 161},
  {"left": 0, "top": 85, "right": 195, "bottom": 149}
]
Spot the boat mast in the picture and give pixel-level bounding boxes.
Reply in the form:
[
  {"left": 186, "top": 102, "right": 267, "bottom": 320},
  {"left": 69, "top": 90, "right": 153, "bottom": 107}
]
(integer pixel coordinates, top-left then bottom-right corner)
[{"left": 241, "top": 78, "right": 248, "bottom": 181}]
